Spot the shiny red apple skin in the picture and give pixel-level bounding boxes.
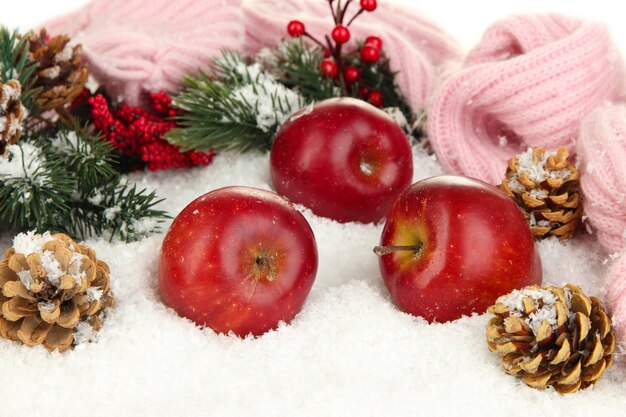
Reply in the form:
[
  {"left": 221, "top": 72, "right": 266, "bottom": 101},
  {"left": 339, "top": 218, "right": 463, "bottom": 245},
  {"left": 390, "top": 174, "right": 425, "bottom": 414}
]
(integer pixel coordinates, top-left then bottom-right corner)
[
  {"left": 270, "top": 97, "right": 413, "bottom": 224},
  {"left": 377, "top": 176, "right": 542, "bottom": 323},
  {"left": 158, "top": 186, "right": 318, "bottom": 337}
]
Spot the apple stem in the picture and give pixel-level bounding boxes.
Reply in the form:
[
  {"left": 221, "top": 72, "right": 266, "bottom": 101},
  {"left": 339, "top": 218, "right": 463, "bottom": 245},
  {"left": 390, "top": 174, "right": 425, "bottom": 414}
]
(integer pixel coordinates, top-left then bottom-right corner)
[{"left": 373, "top": 244, "right": 423, "bottom": 256}]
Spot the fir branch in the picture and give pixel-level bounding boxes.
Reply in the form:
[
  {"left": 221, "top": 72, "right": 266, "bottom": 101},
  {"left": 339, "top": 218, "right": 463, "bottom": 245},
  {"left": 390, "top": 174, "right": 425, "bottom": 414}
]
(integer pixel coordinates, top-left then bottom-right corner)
[
  {"left": 0, "top": 128, "right": 167, "bottom": 242},
  {"left": 166, "top": 52, "right": 306, "bottom": 153},
  {"left": 275, "top": 40, "right": 339, "bottom": 101},
  {"left": 358, "top": 54, "right": 412, "bottom": 119},
  {"left": 35, "top": 127, "right": 117, "bottom": 190},
  {"left": 68, "top": 180, "right": 167, "bottom": 242},
  {"left": 0, "top": 140, "right": 74, "bottom": 231},
  {"left": 41, "top": 128, "right": 168, "bottom": 242},
  {"left": 0, "top": 27, "right": 40, "bottom": 114}
]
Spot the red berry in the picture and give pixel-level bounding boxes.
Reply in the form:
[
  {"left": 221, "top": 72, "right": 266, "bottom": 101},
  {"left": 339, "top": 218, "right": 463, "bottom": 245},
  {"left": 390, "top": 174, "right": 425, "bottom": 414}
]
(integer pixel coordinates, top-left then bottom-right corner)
[
  {"left": 368, "top": 91, "right": 384, "bottom": 107},
  {"left": 320, "top": 59, "right": 338, "bottom": 78},
  {"left": 365, "top": 36, "right": 383, "bottom": 50},
  {"left": 360, "top": 0, "right": 377, "bottom": 12},
  {"left": 358, "top": 88, "right": 369, "bottom": 99},
  {"left": 332, "top": 25, "right": 351, "bottom": 44},
  {"left": 287, "top": 20, "right": 306, "bottom": 37},
  {"left": 361, "top": 44, "right": 381, "bottom": 63},
  {"left": 343, "top": 66, "right": 360, "bottom": 83}
]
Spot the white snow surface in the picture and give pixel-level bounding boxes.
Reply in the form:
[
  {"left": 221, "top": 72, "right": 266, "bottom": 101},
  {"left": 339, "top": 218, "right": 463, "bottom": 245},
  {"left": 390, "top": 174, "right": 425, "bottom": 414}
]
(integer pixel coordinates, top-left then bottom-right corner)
[{"left": 1, "top": 145, "right": 626, "bottom": 417}]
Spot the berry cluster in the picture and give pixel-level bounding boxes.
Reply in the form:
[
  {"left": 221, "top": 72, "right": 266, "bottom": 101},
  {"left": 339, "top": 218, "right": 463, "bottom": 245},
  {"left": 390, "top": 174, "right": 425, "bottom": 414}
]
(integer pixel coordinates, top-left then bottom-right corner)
[
  {"left": 287, "top": 0, "right": 385, "bottom": 107},
  {"left": 88, "top": 92, "right": 214, "bottom": 171}
]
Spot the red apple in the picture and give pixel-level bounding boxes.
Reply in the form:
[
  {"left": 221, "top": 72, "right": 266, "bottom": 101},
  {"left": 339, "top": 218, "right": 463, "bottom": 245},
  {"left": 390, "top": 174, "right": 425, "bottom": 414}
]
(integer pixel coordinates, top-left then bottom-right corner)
[
  {"left": 270, "top": 97, "right": 413, "bottom": 224},
  {"left": 375, "top": 176, "right": 542, "bottom": 322},
  {"left": 158, "top": 186, "right": 318, "bottom": 337}
]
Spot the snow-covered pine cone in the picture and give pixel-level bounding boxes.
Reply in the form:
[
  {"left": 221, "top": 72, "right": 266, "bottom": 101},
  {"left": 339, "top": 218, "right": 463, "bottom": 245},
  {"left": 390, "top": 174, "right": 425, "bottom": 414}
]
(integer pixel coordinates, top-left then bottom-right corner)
[
  {"left": 500, "top": 147, "right": 582, "bottom": 240},
  {"left": 0, "top": 79, "right": 26, "bottom": 155},
  {"left": 486, "top": 284, "right": 615, "bottom": 394},
  {"left": 23, "top": 29, "right": 89, "bottom": 111},
  {"left": 0, "top": 232, "right": 114, "bottom": 352}
]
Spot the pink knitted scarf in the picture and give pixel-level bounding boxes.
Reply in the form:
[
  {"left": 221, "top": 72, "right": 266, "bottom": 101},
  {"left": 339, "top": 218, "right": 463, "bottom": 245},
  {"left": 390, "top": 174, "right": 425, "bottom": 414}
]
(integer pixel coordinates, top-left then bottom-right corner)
[
  {"left": 578, "top": 103, "right": 626, "bottom": 253},
  {"left": 427, "top": 15, "right": 624, "bottom": 185},
  {"left": 44, "top": 0, "right": 461, "bottom": 109},
  {"left": 606, "top": 252, "right": 626, "bottom": 346},
  {"left": 44, "top": 0, "right": 245, "bottom": 105}
]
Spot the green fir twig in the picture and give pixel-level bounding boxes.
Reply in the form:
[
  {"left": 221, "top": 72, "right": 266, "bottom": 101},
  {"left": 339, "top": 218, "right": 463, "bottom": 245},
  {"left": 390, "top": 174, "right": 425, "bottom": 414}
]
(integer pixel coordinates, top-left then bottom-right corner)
[
  {"left": 0, "top": 27, "right": 40, "bottom": 113},
  {"left": 166, "top": 51, "right": 306, "bottom": 153}
]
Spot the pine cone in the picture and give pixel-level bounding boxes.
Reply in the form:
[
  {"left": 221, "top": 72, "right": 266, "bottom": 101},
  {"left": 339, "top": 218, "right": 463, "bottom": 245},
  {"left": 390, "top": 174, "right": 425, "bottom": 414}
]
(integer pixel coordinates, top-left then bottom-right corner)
[
  {"left": 0, "top": 232, "right": 114, "bottom": 352},
  {"left": 486, "top": 284, "right": 615, "bottom": 394},
  {"left": 500, "top": 147, "right": 582, "bottom": 240},
  {"left": 0, "top": 79, "right": 26, "bottom": 155},
  {"left": 23, "top": 29, "right": 89, "bottom": 111}
]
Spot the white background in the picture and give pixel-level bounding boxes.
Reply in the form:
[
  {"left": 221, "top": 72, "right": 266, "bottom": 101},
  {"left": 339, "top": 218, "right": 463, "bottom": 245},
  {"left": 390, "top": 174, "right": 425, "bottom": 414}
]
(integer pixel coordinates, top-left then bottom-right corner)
[{"left": 3, "top": 0, "right": 626, "bottom": 51}]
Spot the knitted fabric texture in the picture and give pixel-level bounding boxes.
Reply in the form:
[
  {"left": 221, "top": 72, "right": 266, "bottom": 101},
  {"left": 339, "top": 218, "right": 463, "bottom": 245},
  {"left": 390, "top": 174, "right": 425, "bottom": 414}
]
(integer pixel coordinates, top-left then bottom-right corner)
[
  {"left": 243, "top": 0, "right": 462, "bottom": 111},
  {"left": 44, "top": 0, "right": 244, "bottom": 105},
  {"left": 428, "top": 14, "right": 624, "bottom": 185},
  {"left": 45, "top": 0, "right": 461, "bottom": 111},
  {"left": 606, "top": 252, "right": 626, "bottom": 347},
  {"left": 578, "top": 103, "right": 626, "bottom": 253}
]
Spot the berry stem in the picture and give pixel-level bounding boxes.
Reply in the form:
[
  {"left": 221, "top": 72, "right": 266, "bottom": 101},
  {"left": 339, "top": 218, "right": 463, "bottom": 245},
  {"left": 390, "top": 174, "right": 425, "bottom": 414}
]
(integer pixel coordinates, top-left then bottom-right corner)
[
  {"left": 304, "top": 32, "right": 328, "bottom": 51},
  {"left": 373, "top": 244, "right": 423, "bottom": 256},
  {"left": 341, "top": 0, "right": 354, "bottom": 22},
  {"left": 328, "top": 0, "right": 338, "bottom": 24},
  {"left": 325, "top": 34, "right": 334, "bottom": 53},
  {"left": 336, "top": 0, "right": 343, "bottom": 24},
  {"left": 346, "top": 8, "right": 365, "bottom": 26}
]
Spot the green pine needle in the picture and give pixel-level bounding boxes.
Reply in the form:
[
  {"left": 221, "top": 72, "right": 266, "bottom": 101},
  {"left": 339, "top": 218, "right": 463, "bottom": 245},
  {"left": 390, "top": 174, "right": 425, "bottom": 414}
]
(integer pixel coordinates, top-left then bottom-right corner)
[
  {"left": 276, "top": 40, "right": 338, "bottom": 101},
  {"left": 0, "top": 27, "right": 41, "bottom": 113},
  {"left": 166, "top": 51, "right": 306, "bottom": 153}
]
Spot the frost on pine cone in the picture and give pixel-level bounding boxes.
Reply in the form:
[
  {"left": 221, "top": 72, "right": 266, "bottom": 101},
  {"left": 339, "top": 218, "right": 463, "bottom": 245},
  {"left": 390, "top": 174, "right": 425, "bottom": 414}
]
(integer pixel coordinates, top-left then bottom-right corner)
[
  {"left": 0, "top": 232, "right": 114, "bottom": 352},
  {"left": 23, "top": 29, "right": 88, "bottom": 111},
  {"left": 486, "top": 284, "right": 615, "bottom": 394},
  {"left": 0, "top": 79, "right": 26, "bottom": 155},
  {"left": 500, "top": 147, "right": 582, "bottom": 240}
]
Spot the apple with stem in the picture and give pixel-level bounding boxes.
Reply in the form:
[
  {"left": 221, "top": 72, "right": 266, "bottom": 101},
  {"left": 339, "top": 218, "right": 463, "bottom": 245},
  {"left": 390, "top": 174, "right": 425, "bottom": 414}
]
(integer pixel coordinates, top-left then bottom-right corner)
[
  {"left": 270, "top": 97, "right": 413, "bottom": 224},
  {"left": 374, "top": 176, "right": 543, "bottom": 322},
  {"left": 158, "top": 186, "right": 318, "bottom": 337}
]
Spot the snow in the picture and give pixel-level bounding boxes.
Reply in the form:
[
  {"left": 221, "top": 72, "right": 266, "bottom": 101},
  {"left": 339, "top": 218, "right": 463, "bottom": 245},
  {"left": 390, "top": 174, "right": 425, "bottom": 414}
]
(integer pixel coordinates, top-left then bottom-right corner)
[
  {"left": 497, "top": 286, "right": 568, "bottom": 335},
  {"left": 11, "top": 230, "right": 87, "bottom": 288},
  {"left": 50, "top": 130, "right": 91, "bottom": 154},
  {"left": 227, "top": 66, "right": 305, "bottom": 132},
  {"left": 1, "top": 82, "right": 20, "bottom": 110},
  {"left": 507, "top": 148, "right": 572, "bottom": 193},
  {"left": 0, "top": 143, "right": 47, "bottom": 182},
  {"left": 54, "top": 43, "right": 73, "bottom": 62},
  {"left": 1, "top": 145, "right": 626, "bottom": 416},
  {"left": 13, "top": 230, "right": 55, "bottom": 254},
  {"left": 73, "top": 320, "right": 99, "bottom": 345}
]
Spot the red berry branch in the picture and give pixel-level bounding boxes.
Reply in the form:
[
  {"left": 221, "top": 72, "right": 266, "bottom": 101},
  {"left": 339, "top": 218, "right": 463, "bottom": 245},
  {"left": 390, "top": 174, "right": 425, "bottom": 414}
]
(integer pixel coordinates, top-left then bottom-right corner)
[
  {"left": 88, "top": 92, "right": 214, "bottom": 171},
  {"left": 286, "top": 0, "right": 386, "bottom": 107}
]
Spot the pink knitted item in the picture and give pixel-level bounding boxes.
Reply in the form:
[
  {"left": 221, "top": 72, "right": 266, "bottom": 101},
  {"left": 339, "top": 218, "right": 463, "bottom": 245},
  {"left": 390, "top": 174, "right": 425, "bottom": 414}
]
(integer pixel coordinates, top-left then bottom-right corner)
[
  {"left": 45, "top": 0, "right": 461, "bottom": 111},
  {"left": 243, "top": 0, "right": 462, "bottom": 111},
  {"left": 43, "top": 0, "right": 244, "bottom": 105},
  {"left": 578, "top": 103, "right": 626, "bottom": 253},
  {"left": 606, "top": 252, "right": 626, "bottom": 347},
  {"left": 428, "top": 15, "right": 624, "bottom": 185}
]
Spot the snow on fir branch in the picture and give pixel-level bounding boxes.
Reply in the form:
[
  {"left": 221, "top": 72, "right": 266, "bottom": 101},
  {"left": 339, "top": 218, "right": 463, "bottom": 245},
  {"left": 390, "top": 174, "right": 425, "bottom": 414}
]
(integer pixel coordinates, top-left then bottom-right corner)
[
  {"left": 166, "top": 51, "right": 306, "bottom": 153},
  {"left": 165, "top": 40, "right": 416, "bottom": 153},
  {"left": 0, "top": 128, "right": 167, "bottom": 242}
]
